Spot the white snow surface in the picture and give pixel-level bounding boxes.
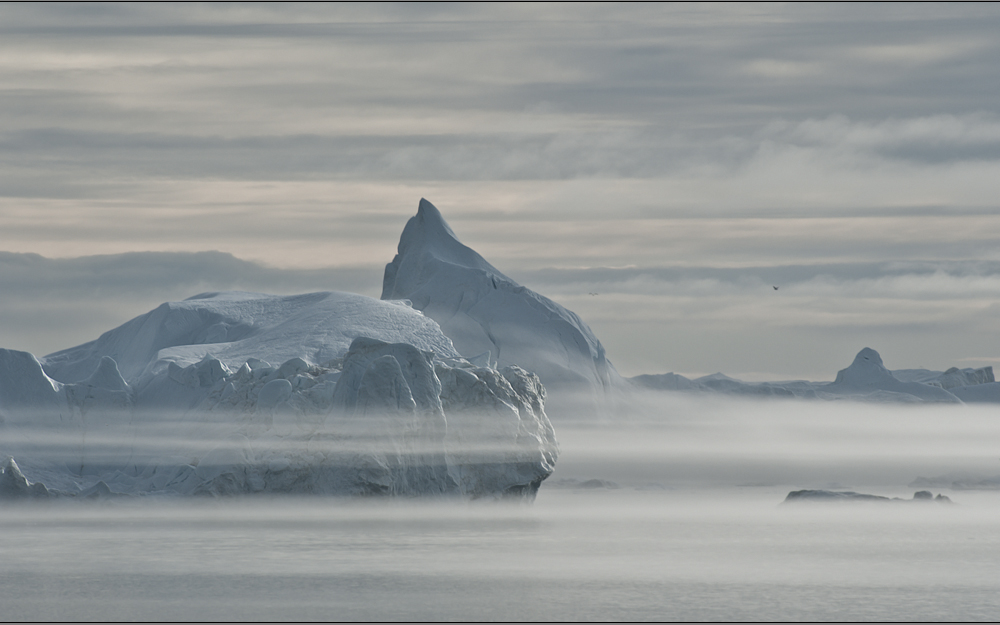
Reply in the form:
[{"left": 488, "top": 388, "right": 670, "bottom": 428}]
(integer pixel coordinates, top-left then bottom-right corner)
[
  {"left": 381, "top": 199, "right": 622, "bottom": 397},
  {"left": 0, "top": 291, "right": 558, "bottom": 499},
  {"left": 41, "top": 290, "right": 461, "bottom": 385}
]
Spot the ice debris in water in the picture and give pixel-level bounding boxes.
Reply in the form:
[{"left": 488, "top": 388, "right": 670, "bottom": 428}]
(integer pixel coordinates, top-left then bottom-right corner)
[{"left": 783, "top": 489, "right": 953, "bottom": 504}]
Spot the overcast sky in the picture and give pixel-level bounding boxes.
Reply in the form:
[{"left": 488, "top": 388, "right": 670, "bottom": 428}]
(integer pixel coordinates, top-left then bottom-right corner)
[{"left": 2, "top": 3, "right": 1000, "bottom": 380}]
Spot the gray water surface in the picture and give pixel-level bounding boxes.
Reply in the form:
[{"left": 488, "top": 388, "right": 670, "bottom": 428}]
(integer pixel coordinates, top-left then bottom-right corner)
[
  {"left": 3, "top": 490, "right": 999, "bottom": 622},
  {"left": 4, "top": 399, "right": 999, "bottom": 621}
]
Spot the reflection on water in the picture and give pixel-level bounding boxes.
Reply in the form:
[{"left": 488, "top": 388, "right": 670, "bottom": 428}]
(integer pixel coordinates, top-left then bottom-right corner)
[{"left": 3, "top": 397, "right": 999, "bottom": 621}]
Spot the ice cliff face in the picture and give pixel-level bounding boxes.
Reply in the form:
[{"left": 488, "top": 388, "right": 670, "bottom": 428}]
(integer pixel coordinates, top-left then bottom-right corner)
[
  {"left": 381, "top": 199, "right": 622, "bottom": 399},
  {"left": 0, "top": 291, "right": 558, "bottom": 499}
]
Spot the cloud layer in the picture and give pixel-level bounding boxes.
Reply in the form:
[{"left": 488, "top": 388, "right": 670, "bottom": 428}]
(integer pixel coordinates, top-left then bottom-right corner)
[{"left": 1, "top": 4, "right": 999, "bottom": 377}]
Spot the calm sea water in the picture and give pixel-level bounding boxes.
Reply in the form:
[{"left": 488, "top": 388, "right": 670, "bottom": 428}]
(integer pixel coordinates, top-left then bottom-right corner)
[{"left": 3, "top": 398, "right": 999, "bottom": 621}]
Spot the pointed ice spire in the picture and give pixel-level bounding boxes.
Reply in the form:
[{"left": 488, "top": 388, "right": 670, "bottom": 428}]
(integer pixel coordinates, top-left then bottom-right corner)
[
  {"left": 381, "top": 199, "right": 622, "bottom": 401},
  {"left": 383, "top": 199, "right": 498, "bottom": 300},
  {"left": 411, "top": 197, "right": 461, "bottom": 242}
]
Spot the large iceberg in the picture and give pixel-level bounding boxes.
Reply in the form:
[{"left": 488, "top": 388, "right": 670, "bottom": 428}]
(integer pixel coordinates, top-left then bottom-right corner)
[
  {"left": 381, "top": 199, "right": 623, "bottom": 406},
  {"left": 0, "top": 291, "right": 558, "bottom": 499}
]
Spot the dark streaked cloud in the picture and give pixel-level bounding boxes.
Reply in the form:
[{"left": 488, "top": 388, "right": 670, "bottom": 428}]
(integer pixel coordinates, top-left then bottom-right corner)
[
  {"left": 0, "top": 128, "right": 677, "bottom": 183},
  {"left": 516, "top": 260, "right": 1000, "bottom": 294},
  {"left": 0, "top": 251, "right": 382, "bottom": 357},
  {"left": 2, "top": 5, "right": 1000, "bottom": 189},
  {"left": 5, "top": 114, "right": 1000, "bottom": 191},
  {"left": 0, "top": 250, "right": 379, "bottom": 296}
]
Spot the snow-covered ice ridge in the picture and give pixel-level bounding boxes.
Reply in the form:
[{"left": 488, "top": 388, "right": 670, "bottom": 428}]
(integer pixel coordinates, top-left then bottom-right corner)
[
  {"left": 0, "top": 291, "right": 557, "bottom": 499},
  {"left": 631, "top": 347, "right": 999, "bottom": 404}
]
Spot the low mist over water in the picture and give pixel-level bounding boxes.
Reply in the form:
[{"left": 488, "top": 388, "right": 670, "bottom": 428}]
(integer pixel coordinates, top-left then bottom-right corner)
[
  {"left": 3, "top": 396, "right": 999, "bottom": 621},
  {"left": 557, "top": 393, "right": 1000, "bottom": 490}
]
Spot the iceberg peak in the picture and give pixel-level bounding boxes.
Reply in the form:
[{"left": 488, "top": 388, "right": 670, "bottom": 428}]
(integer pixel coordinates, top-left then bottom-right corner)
[
  {"left": 833, "top": 348, "right": 896, "bottom": 387},
  {"left": 382, "top": 199, "right": 622, "bottom": 401},
  {"left": 385, "top": 199, "right": 498, "bottom": 292},
  {"left": 415, "top": 197, "right": 458, "bottom": 240},
  {"left": 852, "top": 347, "right": 884, "bottom": 368}
]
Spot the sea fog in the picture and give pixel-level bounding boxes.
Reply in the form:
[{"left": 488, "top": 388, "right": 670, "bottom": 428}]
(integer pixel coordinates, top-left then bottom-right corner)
[
  {"left": 3, "top": 394, "right": 999, "bottom": 621},
  {"left": 554, "top": 391, "right": 1000, "bottom": 490}
]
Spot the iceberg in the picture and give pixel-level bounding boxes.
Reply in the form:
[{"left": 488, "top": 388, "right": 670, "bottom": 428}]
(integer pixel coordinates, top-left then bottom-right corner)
[
  {"left": 0, "top": 291, "right": 558, "bottom": 499},
  {"left": 892, "top": 365, "right": 995, "bottom": 389},
  {"left": 381, "top": 199, "right": 623, "bottom": 406},
  {"left": 631, "top": 347, "right": 992, "bottom": 403},
  {"left": 629, "top": 372, "right": 701, "bottom": 392},
  {"left": 816, "top": 348, "right": 961, "bottom": 403}
]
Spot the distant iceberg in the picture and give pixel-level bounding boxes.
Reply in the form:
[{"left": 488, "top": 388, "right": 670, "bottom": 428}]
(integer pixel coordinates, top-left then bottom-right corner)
[
  {"left": 631, "top": 347, "right": 996, "bottom": 404},
  {"left": 816, "top": 347, "right": 962, "bottom": 403}
]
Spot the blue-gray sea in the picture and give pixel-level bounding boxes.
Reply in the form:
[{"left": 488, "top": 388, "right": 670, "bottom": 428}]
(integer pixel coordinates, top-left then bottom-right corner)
[{"left": 3, "top": 396, "right": 999, "bottom": 622}]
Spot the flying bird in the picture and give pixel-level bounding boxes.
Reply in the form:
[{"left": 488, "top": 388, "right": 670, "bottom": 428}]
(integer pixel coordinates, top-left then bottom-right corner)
[
  {"left": 773, "top": 286, "right": 779, "bottom": 290},
  {"left": 589, "top": 292, "right": 599, "bottom": 296}
]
